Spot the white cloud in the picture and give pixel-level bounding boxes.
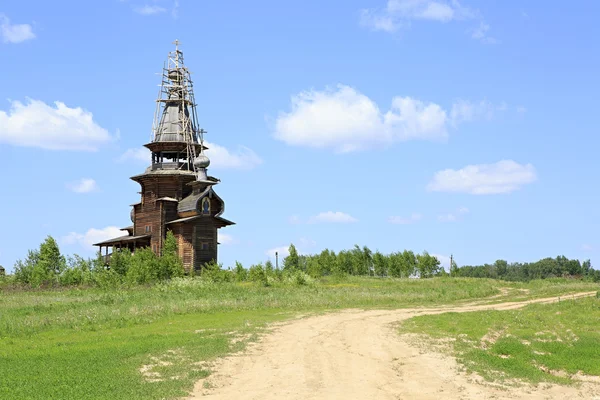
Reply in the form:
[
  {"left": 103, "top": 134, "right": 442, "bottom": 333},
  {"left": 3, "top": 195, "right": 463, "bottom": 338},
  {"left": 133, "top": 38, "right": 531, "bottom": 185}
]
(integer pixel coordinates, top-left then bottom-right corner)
[
  {"left": 288, "top": 215, "right": 301, "bottom": 224},
  {"left": 471, "top": 21, "right": 498, "bottom": 44},
  {"left": 61, "top": 226, "right": 123, "bottom": 249},
  {"left": 171, "top": 0, "right": 180, "bottom": 18},
  {"left": 66, "top": 178, "right": 99, "bottom": 194},
  {"left": 204, "top": 141, "right": 263, "bottom": 170},
  {"left": 450, "top": 99, "right": 495, "bottom": 125},
  {"left": 359, "top": 10, "right": 401, "bottom": 33},
  {"left": 517, "top": 106, "right": 527, "bottom": 114},
  {"left": 308, "top": 211, "right": 358, "bottom": 224},
  {"left": 265, "top": 240, "right": 314, "bottom": 259},
  {"left": 386, "top": 0, "right": 461, "bottom": 21},
  {"left": 438, "top": 206, "right": 469, "bottom": 222},
  {"left": 360, "top": 0, "right": 496, "bottom": 43},
  {"left": 274, "top": 84, "right": 452, "bottom": 152},
  {"left": 581, "top": 244, "right": 593, "bottom": 252},
  {"left": 218, "top": 233, "right": 236, "bottom": 245},
  {"left": 0, "top": 14, "right": 35, "bottom": 44},
  {"left": 118, "top": 147, "right": 149, "bottom": 163},
  {"left": 0, "top": 99, "right": 113, "bottom": 151},
  {"left": 116, "top": 142, "right": 262, "bottom": 170},
  {"left": 427, "top": 160, "right": 537, "bottom": 195},
  {"left": 134, "top": 5, "right": 167, "bottom": 15},
  {"left": 438, "top": 213, "right": 457, "bottom": 222},
  {"left": 265, "top": 246, "right": 291, "bottom": 259},
  {"left": 388, "top": 213, "right": 422, "bottom": 224}
]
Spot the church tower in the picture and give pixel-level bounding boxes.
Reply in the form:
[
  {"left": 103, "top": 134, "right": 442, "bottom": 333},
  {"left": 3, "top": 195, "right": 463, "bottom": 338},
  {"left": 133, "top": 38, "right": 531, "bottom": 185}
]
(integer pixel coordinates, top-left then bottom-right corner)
[{"left": 94, "top": 41, "right": 234, "bottom": 272}]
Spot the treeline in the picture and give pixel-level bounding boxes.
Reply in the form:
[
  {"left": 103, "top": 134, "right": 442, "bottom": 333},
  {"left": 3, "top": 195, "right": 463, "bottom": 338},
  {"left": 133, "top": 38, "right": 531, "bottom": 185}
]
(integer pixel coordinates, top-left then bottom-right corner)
[
  {"left": 200, "top": 245, "right": 445, "bottom": 286},
  {"left": 9, "top": 232, "right": 185, "bottom": 287},
  {"left": 454, "top": 256, "right": 599, "bottom": 282},
  {"left": 279, "top": 244, "right": 444, "bottom": 278},
  {"left": 3, "top": 237, "right": 597, "bottom": 288}
]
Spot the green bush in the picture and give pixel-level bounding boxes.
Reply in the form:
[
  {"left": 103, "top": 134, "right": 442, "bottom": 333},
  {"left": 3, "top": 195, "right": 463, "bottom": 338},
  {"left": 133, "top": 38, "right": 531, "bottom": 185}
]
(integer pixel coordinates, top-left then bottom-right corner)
[{"left": 201, "top": 261, "right": 234, "bottom": 283}]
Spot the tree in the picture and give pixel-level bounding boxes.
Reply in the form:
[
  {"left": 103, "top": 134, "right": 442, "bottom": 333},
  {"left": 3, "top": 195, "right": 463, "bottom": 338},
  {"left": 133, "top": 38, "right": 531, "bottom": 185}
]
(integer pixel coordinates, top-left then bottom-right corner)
[
  {"left": 234, "top": 261, "right": 247, "bottom": 281},
  {"left": 416, "top": 251, "right": 441, "bottom": 278},
  {"left": 450, "top": 256, "right": 459, "bottom": 277},
  {"left": 284, "top": 244, "right": 299, "bottom": 271},
  {"left": 31, "top": 236, "right": 65, "bottom": 286},
  {"left": 362, "top": 246, "right": 373, "bottom": 276},
  {"left": 372, "top": 251, "right": 387, "bottom": 277},
  {"left": 159, "top": 230, "right": 185, "bottom": 279}
]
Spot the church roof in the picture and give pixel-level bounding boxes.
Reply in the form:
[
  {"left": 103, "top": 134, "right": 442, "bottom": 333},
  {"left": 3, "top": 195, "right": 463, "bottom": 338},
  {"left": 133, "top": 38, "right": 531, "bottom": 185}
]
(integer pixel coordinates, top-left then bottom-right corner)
[
  {"left": 93, "top": 234, "right": 151, "bottom": 246},
  {"left": 177, "top": 186, "right": 211, "bottom": 214}
]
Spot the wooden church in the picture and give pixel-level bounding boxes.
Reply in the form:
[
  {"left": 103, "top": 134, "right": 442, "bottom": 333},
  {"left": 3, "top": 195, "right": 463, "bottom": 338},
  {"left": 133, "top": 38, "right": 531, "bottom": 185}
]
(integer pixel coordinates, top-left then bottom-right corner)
[{"left": 94, "top": 41, "right": 234, "bottom": 272}]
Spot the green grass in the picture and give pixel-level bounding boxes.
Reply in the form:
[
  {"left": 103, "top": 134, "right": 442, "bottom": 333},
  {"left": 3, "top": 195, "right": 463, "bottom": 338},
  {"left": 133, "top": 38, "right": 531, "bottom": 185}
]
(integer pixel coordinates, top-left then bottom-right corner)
[
  {"left": 0, "top": 276, "right": 597, "bottom": 399},
  {"left": 400, "top": 293, "right": 600, "bottom": 385}
]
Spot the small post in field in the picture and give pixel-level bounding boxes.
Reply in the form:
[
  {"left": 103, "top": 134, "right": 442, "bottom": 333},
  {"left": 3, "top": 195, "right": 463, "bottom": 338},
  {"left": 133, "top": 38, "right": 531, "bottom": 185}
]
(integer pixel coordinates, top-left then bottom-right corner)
[{"left": 276, "top": 251, "right": 279, "bottom": 270}]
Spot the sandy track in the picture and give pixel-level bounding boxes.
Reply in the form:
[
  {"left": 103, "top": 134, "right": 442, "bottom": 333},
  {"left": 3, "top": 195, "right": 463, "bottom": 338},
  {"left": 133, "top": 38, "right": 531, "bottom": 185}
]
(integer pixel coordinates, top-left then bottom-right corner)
[{"left": 186, "top": 292, "right": 600, "bottom": 400}]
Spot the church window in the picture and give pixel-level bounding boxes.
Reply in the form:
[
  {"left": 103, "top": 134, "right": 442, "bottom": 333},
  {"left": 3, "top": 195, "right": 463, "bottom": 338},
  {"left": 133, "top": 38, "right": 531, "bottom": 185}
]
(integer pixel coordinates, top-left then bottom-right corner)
[
  {"left": 201, "top": 242, "right": 209, "bottom": 251},
  {"left": 145, "top": 225, "right": 152, "bottom": 233}
]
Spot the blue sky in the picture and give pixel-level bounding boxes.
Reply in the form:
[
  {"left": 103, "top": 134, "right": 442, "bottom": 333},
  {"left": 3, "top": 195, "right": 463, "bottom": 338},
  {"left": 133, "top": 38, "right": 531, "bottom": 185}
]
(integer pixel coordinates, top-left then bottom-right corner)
[{"left": 1, "top": 0, "right": 598, "bottom": 272}]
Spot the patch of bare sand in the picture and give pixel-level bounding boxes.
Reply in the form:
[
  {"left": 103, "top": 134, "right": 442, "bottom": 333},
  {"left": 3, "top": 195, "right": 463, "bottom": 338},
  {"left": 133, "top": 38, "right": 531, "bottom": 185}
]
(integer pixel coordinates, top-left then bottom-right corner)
[{"left": 183, "top": 291, "right": 599, "bottom": 400}]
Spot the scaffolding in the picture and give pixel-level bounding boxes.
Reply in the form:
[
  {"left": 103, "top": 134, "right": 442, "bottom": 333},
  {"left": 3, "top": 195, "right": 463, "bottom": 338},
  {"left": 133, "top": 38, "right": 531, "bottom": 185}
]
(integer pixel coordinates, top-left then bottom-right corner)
[{"left": 151, "top": 39, "right": 204, "bottom": 172}]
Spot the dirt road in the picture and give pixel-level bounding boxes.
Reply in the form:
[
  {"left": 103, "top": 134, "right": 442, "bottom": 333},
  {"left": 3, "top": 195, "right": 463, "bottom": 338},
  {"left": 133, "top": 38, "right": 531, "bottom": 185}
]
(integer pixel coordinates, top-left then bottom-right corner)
[{"left": 186, "top": 292, "right": 600, "bottom": 400}]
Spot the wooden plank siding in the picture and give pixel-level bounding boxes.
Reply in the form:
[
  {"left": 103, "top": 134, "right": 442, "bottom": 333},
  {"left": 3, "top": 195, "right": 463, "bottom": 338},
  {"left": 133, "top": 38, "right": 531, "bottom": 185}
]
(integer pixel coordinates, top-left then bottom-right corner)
[{"left": 128, "top": 172, "right": 228, "bottom": 273}]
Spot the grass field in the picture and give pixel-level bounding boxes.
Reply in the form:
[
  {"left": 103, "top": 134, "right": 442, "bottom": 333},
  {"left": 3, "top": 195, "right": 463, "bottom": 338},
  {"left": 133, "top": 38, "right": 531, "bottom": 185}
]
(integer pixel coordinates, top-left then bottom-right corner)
[
  {"left": 0, "top": 276, "right": 598, "bottom": 399},
  {"left": 400, "top": 292, "right": 600, "bottom": 385}
]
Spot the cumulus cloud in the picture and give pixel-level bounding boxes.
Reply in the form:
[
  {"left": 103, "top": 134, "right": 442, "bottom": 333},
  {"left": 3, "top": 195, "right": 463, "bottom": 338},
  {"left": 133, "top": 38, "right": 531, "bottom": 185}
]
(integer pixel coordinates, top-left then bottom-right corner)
[
  {"left": 117, "top": 142, "right": 262, "bottom": 170},
  {"left": 218, "top": 232, "right": 236, "bottom": 245},
  {"left": 427, "top": 160, "right": 537, "bottom": 194},
  {"left": 134, "top": 5, "right": 167, "bottom": 15},
  {"left": 360, "top": 0, "right": 496, "bottom": 43},
  {"left": 265, "top": 246, "right": 292, "bottom": 259},
  {"left": 118, "top": 147, "right": 149, "bottom": 163},
  {"left": 0, "top": 99, "right": 113, "bottom": 151},
  {"left": 308, "top": 211, "right": 358, "bottom": 224},
  {"left": 0, "top": 14, "right": 35, "bottom": 44},
  {"left": 274, "top": 84, "right": 452, "bottom": 152},
  {"left": 61, "top": 226, "right": 123, "bottom": 249},
  {"left": 204, "top": 141, "right": 263, "bottom": 170},
  {"left": 388, "top": 213, "right": 422, "bottom": 224},
  {"left": 66, "top": 178, "right": 99, "bottom": 194},
  {"left": 450, "top": 99, "right": 496, "bottom": 125},
  {"left": 471, "top": 21, "right": 498, "bottom": 44},
  {"left": 265, "top": 238, "right": 315, "bottom": 259}
]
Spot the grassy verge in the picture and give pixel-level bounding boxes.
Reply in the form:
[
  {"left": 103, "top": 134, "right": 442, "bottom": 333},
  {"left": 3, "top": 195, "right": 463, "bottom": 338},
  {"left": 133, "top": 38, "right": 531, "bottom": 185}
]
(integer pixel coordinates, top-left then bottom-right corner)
[
  {"left": 400, "top": 292, "right": 600, "bottom": 385},
  {"left": 0, "top": 277, "right": 597, "bottom": 399}
]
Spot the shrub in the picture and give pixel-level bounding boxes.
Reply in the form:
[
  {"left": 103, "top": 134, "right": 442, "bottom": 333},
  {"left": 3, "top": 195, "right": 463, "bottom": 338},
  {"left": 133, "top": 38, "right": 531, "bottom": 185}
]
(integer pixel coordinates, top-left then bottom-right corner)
[
  {"left": 201, "top": 261, "right": 234, "bottom": 283},
  {"left": 233, "top": 261, "right": 247, "bottom": 282}
]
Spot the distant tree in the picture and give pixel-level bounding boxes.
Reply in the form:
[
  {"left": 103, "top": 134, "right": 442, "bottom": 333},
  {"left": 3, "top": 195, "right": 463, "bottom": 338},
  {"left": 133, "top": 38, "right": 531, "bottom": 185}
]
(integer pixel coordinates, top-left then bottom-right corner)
[
  {"left": 362, "top": 246, "right": 373, "bottom": 276},
  {"left": 284, "top": 244, "right": 300, "bottom": 271},
  {"left": 450, "top": 257, "right": 459, "bottom": 277},
  {"left": 13, "top": 249, "right": 40, "bottom": 284},
  {"left": 265, "top": 260, "right": 274, "bottom": 275},
  {"left": 416, "top": 251, "right": 441, "bottom": 278},
  {"left": 234, "top": 261, "right": 247, "bottom": 281},
  {"left": 372, "top": 251, "right": 387, "bottom": 277},
  {"left": 31, "top": 236, "right": 66, "bottom": 286}
]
